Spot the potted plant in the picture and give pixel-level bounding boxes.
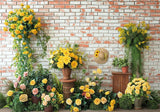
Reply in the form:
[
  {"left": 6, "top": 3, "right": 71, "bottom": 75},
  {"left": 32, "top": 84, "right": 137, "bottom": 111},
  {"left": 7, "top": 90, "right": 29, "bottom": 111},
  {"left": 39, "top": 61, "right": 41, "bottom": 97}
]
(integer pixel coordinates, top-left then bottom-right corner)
[
  {"left": 125, "top": 77, "right": 151, "bottom": 110},
  {"left": 112, "top": 57, "right": 129, "bottom": 73},
  {"left": 49, "top": 42, "right": 87, "bottom": 80},
  {"left": 41, "top": 92, "right": 58, "bottom": 112}
]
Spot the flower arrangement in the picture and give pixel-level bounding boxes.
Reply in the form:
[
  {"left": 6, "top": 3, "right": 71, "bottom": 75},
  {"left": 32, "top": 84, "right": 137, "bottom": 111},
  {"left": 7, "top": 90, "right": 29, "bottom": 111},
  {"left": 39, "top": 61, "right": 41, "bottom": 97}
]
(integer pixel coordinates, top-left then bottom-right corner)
[
  {"left": 65, "top": 69, "right": 117, "bottom": 112},
  {"left": 49, "top": 42, "right": 86, "bottom": 70},
  {"left": 3, "top": 3, "right": 50, "bottom": 77},
  {"left": 125, "top": 78, "right": 151, "bottom": 99}
]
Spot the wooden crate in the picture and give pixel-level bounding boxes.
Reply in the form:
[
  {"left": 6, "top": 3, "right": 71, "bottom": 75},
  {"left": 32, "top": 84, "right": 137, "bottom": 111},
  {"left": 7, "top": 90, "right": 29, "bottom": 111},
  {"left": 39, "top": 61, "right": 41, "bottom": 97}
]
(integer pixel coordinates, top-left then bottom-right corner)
[{"left": 112, "top": 72, "right": 131, "bottom": 94}]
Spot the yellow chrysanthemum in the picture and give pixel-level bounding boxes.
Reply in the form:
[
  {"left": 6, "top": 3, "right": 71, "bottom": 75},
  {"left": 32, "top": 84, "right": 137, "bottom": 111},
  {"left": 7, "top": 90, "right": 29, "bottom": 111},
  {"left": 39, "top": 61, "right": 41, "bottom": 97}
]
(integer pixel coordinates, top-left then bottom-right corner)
[
  {"left": 74, "top": 55, "right": 78, "bottom": 60},
  {"left": 63, "top": 49, "right": 70, "bottom": 56},
  {"left": 57, "top": 61, "right": 64, "bottom": 68},
  {"left": 20, "top": 12, "right": 25, "bottom": 16},
  {"left": 69, "top": 53, "right": 75, "bottom": 57},
  {"left": 7, "top": 90, "right": 13, "bottom": 96},
  {"left": 30, "top": 80, "right": 36, "bottom": 85},
  {"left": 19, "top": 94, "right": 28, "bottom": 102},
  {"left": 31, "top": 29, "right": 37, "bottom": 35},
  {"left": 85, "top": 92, "right": 91, "bottom": 98},
  {"left": 42, "top": 78, "right": 48, "bottom": 84},
  {"left": 110, "top": 99, "right": 116, "bottom": 106},
  {"left": 63, "top": 56, "right": 71, "bottom": 65},
  {"left": 15, "top": 30, "right": 21, "bottom": 35},
  {"left": 75, "top": 99, "right": 81, "bottom": 106},
  {"left": 66, "top": 98, "right": 72, "bottom": 105},
  {"left": 71, "top": 61, "right": 78, "bottom": 69},
  {"left": 94, "top": 98, "right": 101, "bottom": 105},
  {"left": 13, "top": 17, "right": 18, "bottom": 21},
  {"left": 89, "top": 89, "right": 95, "bottom": 95},
  {"left": 101, "top": 97, "right": 107, "bottom": 104}
]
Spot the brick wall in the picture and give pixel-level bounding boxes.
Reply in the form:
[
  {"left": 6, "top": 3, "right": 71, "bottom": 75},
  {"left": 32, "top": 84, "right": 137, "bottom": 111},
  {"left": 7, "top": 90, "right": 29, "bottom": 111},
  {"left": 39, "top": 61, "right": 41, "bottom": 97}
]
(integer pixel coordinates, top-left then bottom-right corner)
[{"left": 0, "top": 0, "right": 160, "bottom": 93}]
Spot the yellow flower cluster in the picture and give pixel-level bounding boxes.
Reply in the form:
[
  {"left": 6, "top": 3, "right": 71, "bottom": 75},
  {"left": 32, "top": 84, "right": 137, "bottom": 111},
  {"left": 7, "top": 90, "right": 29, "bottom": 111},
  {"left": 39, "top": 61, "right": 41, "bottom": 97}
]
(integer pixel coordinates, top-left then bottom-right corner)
[
  {"left": 57, "top": 93, "right": 64, "bottom": 104},
  {"left": 125, "top": 78, "right": 151, "bottom": 97},
  {"left": 118, "top": 21, "right": 151, "bottom": 50},
  {"left": 50, "top": 44, "right": 85, "bottom": 69},
  {"left": 107, "top": 99, "right": 116, "bottom": 111}
]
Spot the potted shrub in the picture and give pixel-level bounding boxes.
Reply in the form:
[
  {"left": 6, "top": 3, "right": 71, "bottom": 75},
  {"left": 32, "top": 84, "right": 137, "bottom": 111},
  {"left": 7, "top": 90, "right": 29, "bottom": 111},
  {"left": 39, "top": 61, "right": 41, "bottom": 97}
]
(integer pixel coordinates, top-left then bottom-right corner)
[
  {"left": 112, "top": 57, "right": 129, "bottom": 73},
  {"left": 118, "top": 94, "right": 133, "bottom": 109}
]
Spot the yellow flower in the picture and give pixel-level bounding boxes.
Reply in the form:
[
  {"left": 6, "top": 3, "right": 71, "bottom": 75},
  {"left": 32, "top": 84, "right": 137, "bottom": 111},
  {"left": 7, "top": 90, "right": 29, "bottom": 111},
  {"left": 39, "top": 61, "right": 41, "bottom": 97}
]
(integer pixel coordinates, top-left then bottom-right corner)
[
  {"left": 23, "top": 17, "right": 28, "bottom": 22},
  {"left": 117, "top": 92, "right": 123, "bottom": 98},
  {"left": 146, "top": 91, "right": 151, "bottom": 95},
  {"left": 28, "top": 53, "right": 32, "bottom": 58},
  {"left": 97, "top": 68, "right": 102, "bottom": 74},
  {"left": 7, "top": 90, "right": 14, "bottom": 96},
  {"left": 95, "top": 50, "right": 100, "bottom": 54},
  {"left": 89, "top": 89, "right": 95, "bottom": 95},
  {"left": 110, "top": 99, "right": 116, "bottom": 106},
  {"left": 15, "top": 30, "right": 21, "bottom": 35},
  {"left": 94, "top": 53, "right": 99, "bottom": 57},
  {"left": 24, "top": 46, "right": 28, "bottom": 49},
  {"left": 9, "top": 11, "right": 13, "bottom": 15},
  {"left": 22, "top": 42, "right": 26, "bottom": 45},
  {"left": 75, "top": 99, "right": 81, "bottom": 106},
  {"left": 71, "top": 61, "right": 78, "bottom": 69},
  {"left": 143, "top": 86, "right": 147, "bottom": 91},
  {"left": 50, "top": 60, "right": 54, "bottom": 64},
  {"left": 135, "top": 89, "right": 140, "bottom": 95},
  {"left": 105, "top": 91, "right": 110, "bottom": 95},
  {"left": 26, "top": 5, "right": 30, "bottom": 9},
  {"left": 79, "top": 86, "right": 84, "bottom": 90},
  {"left": 23, "top": 51, "right": 29, "bottom": 54},
  {"left": 10, "top": 24, "right": 15, "bottom": 29},
  {"left": 4, "top": 22, "right": 8, "bottom": 26},
  {"left": 63, "top": 56, "right": 71, "bottom": 65},
  {"left": 24, "top": 31, "right": 27, "bottom": 34},
  {"left": 11, "top": 33, "right": 15, "bottom": 37},
  {"left": 79, "top": 57, "right": 82, "bottom": 64},
  {"left": 73, "top": 107, "right": 79, "bottom": 112},
  {"left": 21, "top": 3, "right": 24, "bottom": 7},
  {"left": 85, "top": 77, "right": 90, "bottom": 82},
  {"left": 85, "top": 85, "right": 89, "bottom": 88},
  {"left": 108, "top": 106, "right": 114, "bottom": 111},
  {"left": 74, "top": 55, "right": 78, "bottom": 60},
  {"left": 19, "top": 94, "right": 28, "bottom": 102},
  {"left": 83, "top": 88, "right": 89, "bottom": 93},
  {"left": 31, "top": 29, "right": 37, "bottom": 35},
  {"left": 99, "top": 89, "right": 103, "bottom": 93},
  {"left": 28, "top": 35, "right": 31, "bottom": 38},
  {"left": 63, "top": 49, "right": 70, "bottom": 56},
  {"left": 30, "top": 80, "right": 36, "bottom": 85},
  {"left": 3, "top": 27, "right": 8, "bottom": 31},
  {"left": 101, "top": 97, "right": 107, "bottom": 104},
  {"left": 8, "top": 17, "right": 12, "bottom": 21},
  {"left": 91, "top": 82, "right": 96, "bottom": 86},
  {"left": 51, "top": 87, "right": 56, "bottom": 92},
  {"left": 70, "top": 53, "right": 75, "bottom": 57},
  {"left": 38, "top": 17, "right": 41, "bottom": 22},
  {"left": 18, "top": 35, "right": 22, "bottom": 39},
  {"left": 30, "top": 9, "right": 34, "bottom": 13},
  {"left": 94, "top": 98, "right": 101, "bottom": 105},
  {"left": 66, "top": 98, "right": 72, "bottom": 105},
  {"left": 57, "top": 61, "right": 64, "bottom": 68},
  {"left": 42, "top": 78, "right": 48, "bottom": 84},
  {"left": 13, "top": 17, "right": 18, "bottom": 21},
  {"left": 20, "top": 12, "right": 25, "bottom": 16},
  {"left": 70, "top": 88, "right": 74, "bottom": 93},
  {"left": 92, "top": 70, "right": 97, "bottom": 74}
]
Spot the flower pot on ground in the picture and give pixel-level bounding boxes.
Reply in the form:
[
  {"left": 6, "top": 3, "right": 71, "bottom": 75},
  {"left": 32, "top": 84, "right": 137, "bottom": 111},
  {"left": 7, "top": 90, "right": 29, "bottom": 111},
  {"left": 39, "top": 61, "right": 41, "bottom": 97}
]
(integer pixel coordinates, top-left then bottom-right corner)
[
  {"left": 112, "top": 57, "right": 129, "bottom": 73},
  {"left": 44, "top": 105, "right": 53, "bottom": 112},
  {"left": 122, "top": 66, "right": 128, "bottom": 73},
  {"left": 32, "top": 96, "right": 41, "bottom": 104},
  {"left": 134, "top": 97, "right": 143, "bottom": 110},
  {"left": 62, "top": 68, "right": 72, "bottom": 80}
]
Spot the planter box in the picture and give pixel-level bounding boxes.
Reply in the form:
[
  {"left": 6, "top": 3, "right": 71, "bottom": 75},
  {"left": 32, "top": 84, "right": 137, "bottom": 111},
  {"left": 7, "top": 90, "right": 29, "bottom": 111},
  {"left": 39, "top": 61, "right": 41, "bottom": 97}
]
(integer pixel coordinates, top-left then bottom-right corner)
[{"left": 112, "top": 72, "right": 131, "bottom": 94}]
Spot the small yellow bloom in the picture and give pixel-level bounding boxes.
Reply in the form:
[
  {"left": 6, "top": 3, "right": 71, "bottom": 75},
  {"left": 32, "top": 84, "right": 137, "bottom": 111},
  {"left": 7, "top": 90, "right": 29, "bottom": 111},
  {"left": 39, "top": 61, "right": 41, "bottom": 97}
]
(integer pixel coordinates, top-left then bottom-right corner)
[
  {"left": 85, "top": 92, "right": 91, "bottom": 98},
  {"left": 105, "top": 91, "right": 110, "bottom": 95},
  {"left": 110, "top": 99, "right": 116, "bottom": 106},
  {"left": 51, "top": 87, "right": 56, "bottom": 92},
  {"left": 91, "top": 82, "right": 96, "bottom": 86},
  {"left": 20, "top": 12, "right": 25, "bottom": 16},
  {"left": 30, "top": 80, "right": 36, "bottom": 86},
  {"left": 71, "top": 61, "right": 78, "bottom": 69},
  {"left": 8, "top": 17, "right": 12, "bottom": 21},
  {"left": 38, "top": 17, "right": 41, "bottom": 22},
  {"left": 19, "top": 94, "right": 28, "bottom": 102},
  {"left": 42, "top": 78, "right": 48, "bottom": 84},
  {"left": 108, "top": 106, "right": 114, "bottom": 111},
  {"left": 79, "top": 86, "right": 85, "bottom": 90},
  {"left": 31, "top": 29, "right": 37, "bottom": 35},
  {"left": 28, "top": 53, "right": 32, "bottom": 58},
  {"left": 57, "top": 61, "right": 64, "bottom": 68},
  {"left": 101, "top": 97, "right": 107, "bottom": 104},
  {"left": 18, "top": 35, "right": 22, "bottom": 39},
  {"left": 75, "top": 99, "right": 81, "bottom": 106},
  {"left": 7, "top": 90, "right": 14, "bottom": 96},
  {"left": 97, "top": 68, "right": 102, "bottom": 74},
  {"left": 15, "top": 30, "right": 21, "bottom": 35},
  {"left": 63, "top": 56, "right": 71, "bottom": 65},
  {"left": 26, "top": 5, "right": 30, "bottom": 9},
  {"left": 23, "top": 17, "right": 28, "bottom": 22},
  {"left": 11, "top": 33, "right": 15, "bottom": 37},
  {"left": 22, "top": 42, "right": 26, "bottom": 45},
  {"left": 66, "top": 98, "right": 72, "bottom": 105},
  {"left": 117, "top": 92, "right": 123, "bottom": 98},
  {"left": 73, "top": 107, "right": 79, "bottom": 112},
  {"left": 28, "top": 35, "right": 31, "bottom": 38},
  {"left": 18, "top": 25, "right": 24, "bottom": 30},
  {"left": 89, "top": 89, "right": 95, "bottom": 95},
  {"left": 3, "top": 27, "right": 8, "bottom": 31},
  {"left": 94, "top": 98, "right": 101, "bottom": 105},
  {"left": 21, "top": 3, "right": 24, "bottom": 7},
  {"left": 85, "top": 77, "right": 90, "bottom": 82},
  {"left": 9, "top": 11, "right": 13, "bottom": 15},
  {"left": 30, "top": 9, "right": 34, "bottom": 13},
  {"left": 50, "top": 60, "right": 54, "bottom": 64},
  {"left": 99, "top": 89, "right": 103, "bottom": 93},
  {"left": 135, "top": 89, "right": 140, "bottom": 95},
  {"left": 70, "top": 88, "right": 74, "bottom": 93},
  {"left": 74, "top": 55, "right": 78, "bottom": 60},
  {"left": 92, "top": 70, "right": 97, "bottom": 74},
  {"left": 13, "top": 17, "right": 18, "bottom": 21},
  {"left": 24, "top": 46, "right": 28, "bottom": 49},
  {"left": 4, "top": 21, "right": 8, "bottom": 26},
  {"left": 79, "top": 57, "right": 82, "bottom": 64}
]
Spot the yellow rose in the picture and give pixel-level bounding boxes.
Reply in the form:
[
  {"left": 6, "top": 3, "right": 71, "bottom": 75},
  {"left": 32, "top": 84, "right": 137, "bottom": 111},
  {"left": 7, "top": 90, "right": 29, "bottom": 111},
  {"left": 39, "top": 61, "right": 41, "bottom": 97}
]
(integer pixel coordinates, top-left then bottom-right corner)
[
  {"left": 110, "top": 99, "right": 116, "bottom": 106},
  {"left": 85, "top": 77, "right": 90, "bottom": 82},
  {"left": 9, "top": 11, "right": 13, "bottom": 15},
  {"left": 94, "top": 98, "right": 101, "bottom": 105},
  {"left": 74, "top": 55, "right": 78, "bottom": 60},
  {"left": 117, "top": 91, "right": 123, "bottom": 98},
  {"left": 42, "top": 78, "right": 48, "bottom": 84},
  {"left": 69, "top": 53, "right": 75, "bottom": 57},
  {"left": 30, "top": 80, "right": 36, "bottom": 85},
  {"left": 28, "top": 53, "right": 32, "bottom": 58},
  {"left": 57, "top": 61, "right": 64, "bottom": 68},
  {"left": 99, "top": 89, "right": 103, "bottom": 93},
  {"left": 4, "top": 22, "right": 8, "bottom": 26},
  {"left": 22, "top": 42, "right": 26, "bottom": 45},
  {"left": 70, "top": 88, "right": 74, "bottom": 93},
  {"left": 31, "top": 29, "right": 37, "bottom": 35},
  {"left": 19, "top": 94, "right": 28, "bottom": 102},
  {"left": 71, "top": 61, "right": 78, "bottom": 69},
  {"left": 63, "top": 56, "right": 71, "bottom": 65},
  {"left": 92, "top": 70, "right": 97, "bottom": 74},
  {"left": 20, "top": 12, "right": 25, "bottom": 16},
  {"left": 66, "top": 98, "right": 72, "bottom": 105},
  {"left": 3, "top": 27, "right": 8, "bottom": 31},
  {"left": 15, "top": 30, "right": 21, "bottom": 35},
  {"left": 105, "top": 91, "right": 110, "bottom": 95},
  {"left": 89, "top": 89, "right": 95, "bottom": 95},
  {"left": 13, "top": 17, "right": 18, "bottom": 21},
  {"left": 73, "top": 107, "right": 79, "bottom": 112},
  {"left": 30, "top": 9, "right": 34, "bottom": 13},
  {"left": 51, "top": 87, "right": 56, "bottom": 92},
  {"left": 108, "top": 105, "right": 114, "bottom": 111},
  {"left": 7, "top": 90, "right": 14, "bottom": 96},
  {"left": 91, "top": 82, "right": 96, "bottom": 86},
  {"left": 83, "top": 88, "right": 89, "bottom": 93},
  {"left": 97, "top": 68, "right": 102, "bottom": 74},
  {"left": 101, "top": 97, "right": 107, "bottom": 104},
  {"left": 75, "top": 99, "right": 81, "bottom": 106},
  {"left": 85, "top": 92, "right": 90, "bottom": 98},
  {"left": 11, "top": 33, "right": 15, "bottom": 37},
  {"left": 143, "top": 86, "right": 147, "bottom": 91},
  {"left": 79, "top": 86, "right": 84, "bottom": 90},
  {"left": 21, "top": 3, "right": 24, "bottom": 6},
  {"left": 135, "top": 89, "right": 140, "bottom": 95},
  {"left": 26, "top": 5, "right": 30, "bottom": 9},
  {"left": 23, "top": 17, "right": 28, "bottom": 22},
  {"left": 8, "top": 17, "right": 13, "bottom": 21}
]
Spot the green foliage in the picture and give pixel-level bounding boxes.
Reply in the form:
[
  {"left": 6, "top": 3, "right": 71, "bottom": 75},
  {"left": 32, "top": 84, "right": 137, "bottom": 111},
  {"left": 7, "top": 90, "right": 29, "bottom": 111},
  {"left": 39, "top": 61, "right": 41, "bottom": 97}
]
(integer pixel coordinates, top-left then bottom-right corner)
[
  {"left": 119, "top": 94, "right": 133, "bottom": 109},
  {"left": 89, "top": 102, "right": 103, "bottom": 110},
  {"left": 0, "top": 92, "right": 6, "bottom": 108},
  {"left": 146, "top": 100, "right": 159, "bottom": 109},
  {"left": 25, "top": 102, "right": 43, "bottom": 111},
  {"left": 52, "top": 73, "right": 63, "bottom": 94},
  {"left": 112, "top": 56, "right": 129, "bottom": 68}
]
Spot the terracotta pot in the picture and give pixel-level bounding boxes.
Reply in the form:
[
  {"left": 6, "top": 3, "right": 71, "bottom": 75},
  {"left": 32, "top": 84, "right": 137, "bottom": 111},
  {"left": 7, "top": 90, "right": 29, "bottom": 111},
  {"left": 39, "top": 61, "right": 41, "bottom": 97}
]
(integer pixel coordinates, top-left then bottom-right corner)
[
  {"left": 44, "top": 105, "right": 53, "bottom": 112},
  {"left": 62, "top": 68, "right": 71, "bottom": 80},
  {"left": 32, "top": 96, "right": 41, "bottom": 104},
  {"left": 122, "top": 66, "right": 128, "bottom": 73},
  {"left": 134, "top": 97, "right": 143, "bottom": 110}
]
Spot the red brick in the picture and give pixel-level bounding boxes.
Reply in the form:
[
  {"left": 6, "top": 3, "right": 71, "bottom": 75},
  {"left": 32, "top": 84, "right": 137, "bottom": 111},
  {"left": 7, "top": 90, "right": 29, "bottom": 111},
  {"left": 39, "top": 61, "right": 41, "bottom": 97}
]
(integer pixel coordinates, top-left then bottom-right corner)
[
  {"left": 87, "top": 34, "right": 92, "bottom": 37},
  {"left": 79, "top": 44, "right": 89, "bottom": 47},
  {"left": 95, "top": 9, "right": 102, "bottom": 12},
  {"left": 55, "top": 5, "right": 65, "bottom": 8},
  {"left": 66, "top": 5, "right": 75, "bottom": 8},
  {"left": 70, "top": 33, "right": 75, "bottom": 36}
]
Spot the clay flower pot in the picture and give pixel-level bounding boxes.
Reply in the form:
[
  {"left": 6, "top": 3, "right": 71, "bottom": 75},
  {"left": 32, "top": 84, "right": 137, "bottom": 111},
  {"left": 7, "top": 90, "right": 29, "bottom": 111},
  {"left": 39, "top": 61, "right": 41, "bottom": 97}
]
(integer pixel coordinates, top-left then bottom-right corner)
[
  {"left": 122, "top": 66, "right": 128, "bottom": 73},
  {"left": 62, "top": 68, "right": 71, "bottom": 80},
  {"left": 32, "top": 96, "right": 41, "bottom": 104},
  {"left": 134, "top": 97, "right": 143, "bottom": 110},
  {"left": 44, "top": 105, "right": 53, "bottom": 112}
]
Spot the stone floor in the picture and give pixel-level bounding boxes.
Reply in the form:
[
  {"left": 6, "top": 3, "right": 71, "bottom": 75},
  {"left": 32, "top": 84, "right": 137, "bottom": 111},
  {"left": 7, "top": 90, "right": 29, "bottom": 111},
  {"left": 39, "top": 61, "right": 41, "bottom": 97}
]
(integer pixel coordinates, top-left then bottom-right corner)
[{"left": 0, "top": 108, "right": 160, "bottom": 112}]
